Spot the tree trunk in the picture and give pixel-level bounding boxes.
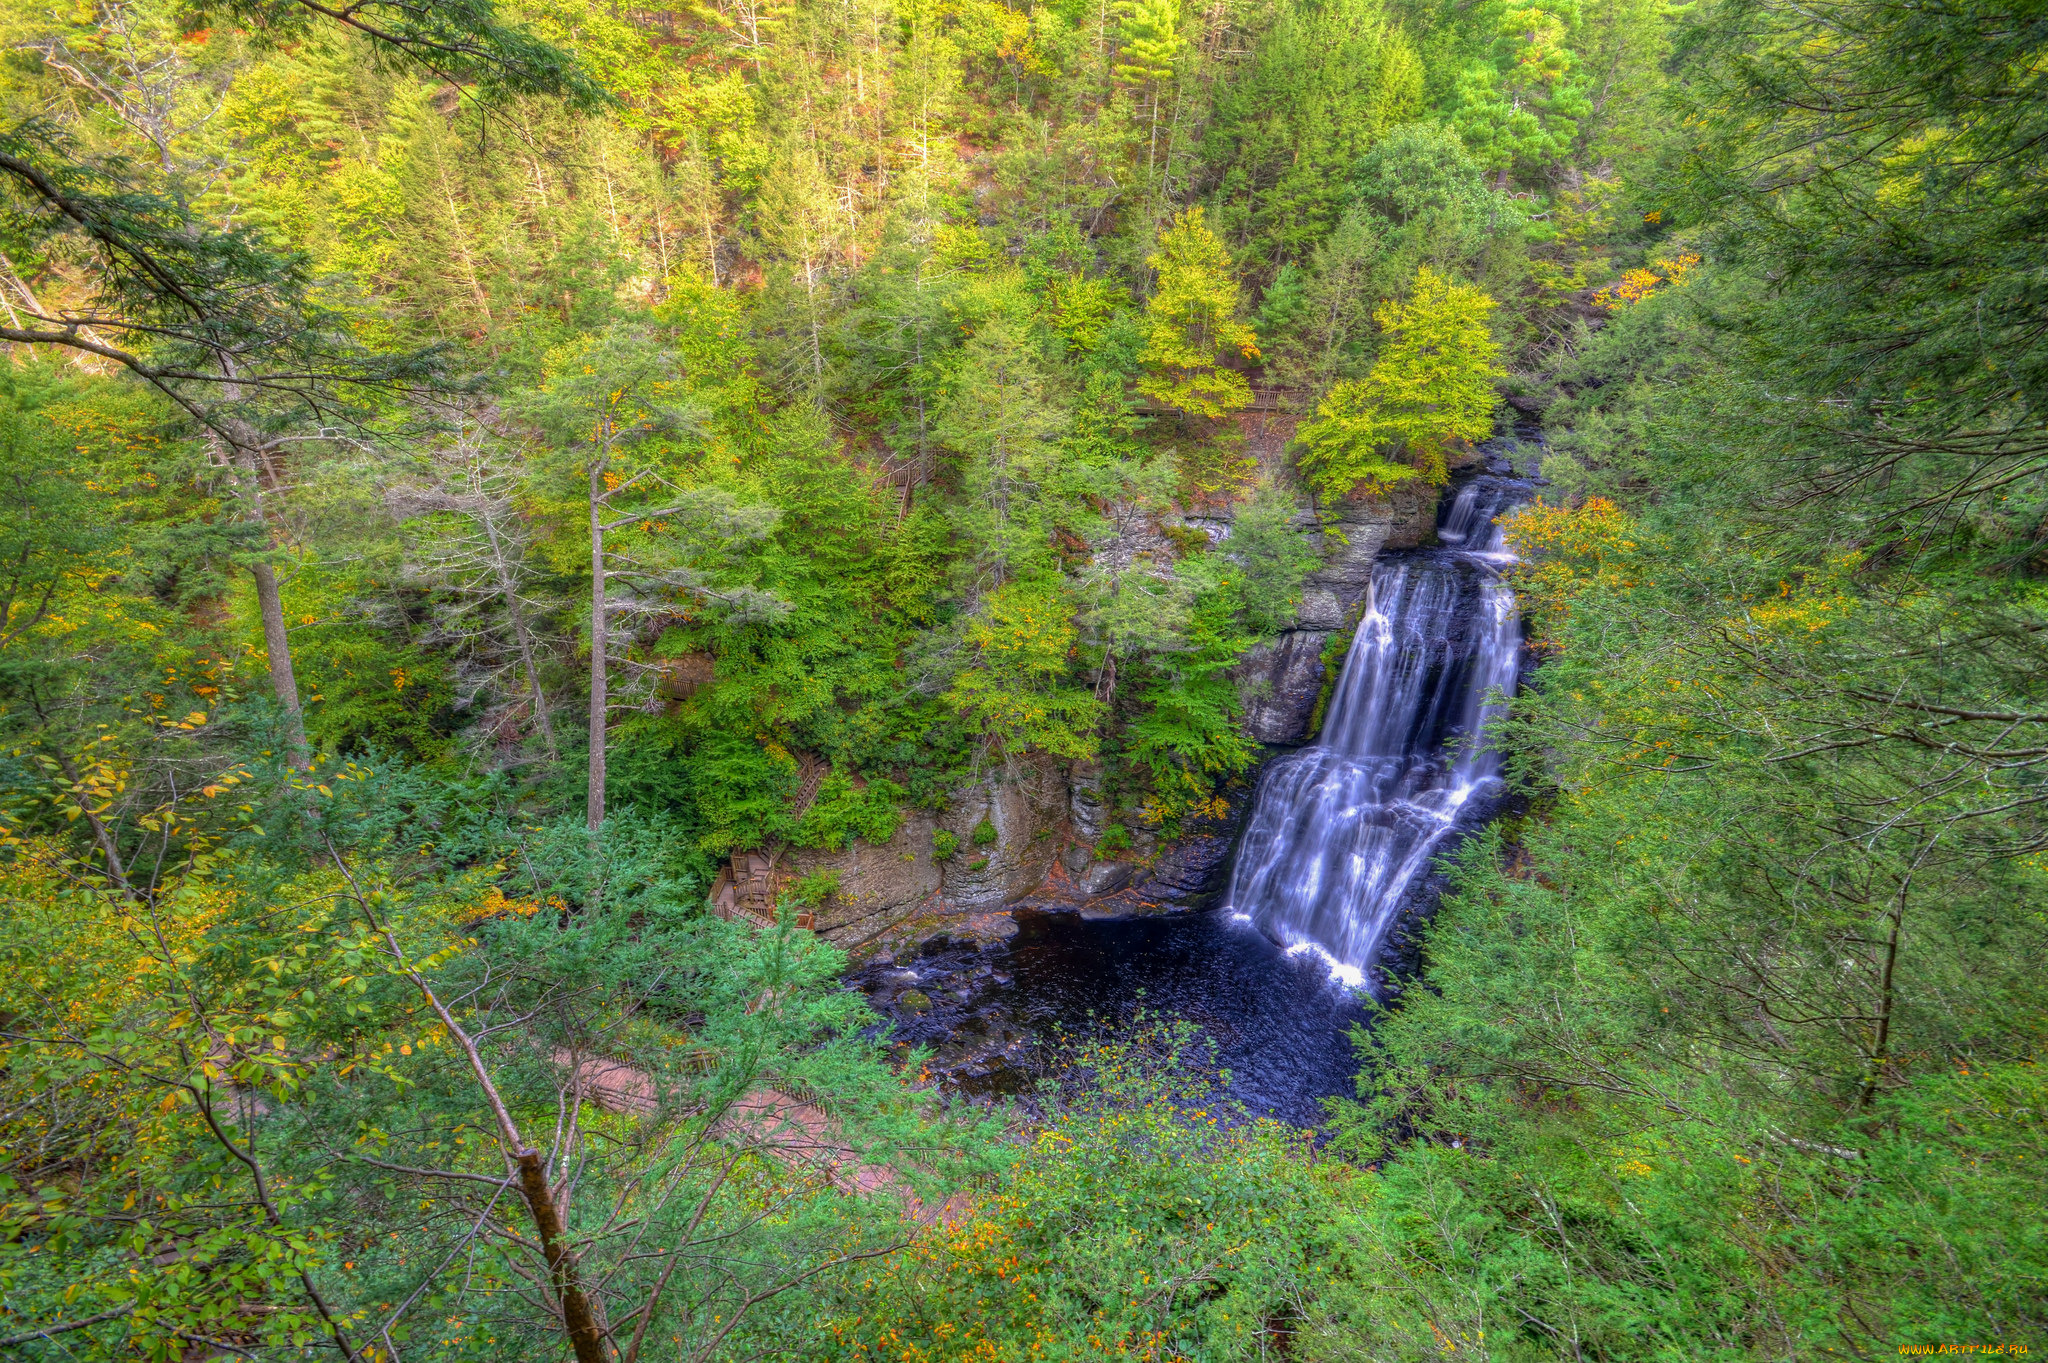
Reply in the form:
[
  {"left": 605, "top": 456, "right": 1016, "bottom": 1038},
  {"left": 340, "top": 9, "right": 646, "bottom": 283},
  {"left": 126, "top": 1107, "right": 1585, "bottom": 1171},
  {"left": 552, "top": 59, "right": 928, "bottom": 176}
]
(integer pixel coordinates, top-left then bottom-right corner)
[
  {"left": 1861, "top": 859, "right": 1922, "bottom": 1107},
  {"left": 346, "top": 864, "right": 612, "bottom": 1363},
  {"left": 249, "top": 554, "right": 312, "bottom": 768},
  {"left": 587, "top": 458, "right": 608, "bottom": 835},
  {"left": 803, "top": 253, "right": 826, "bottom": 389},
  {"left": 214, "top": 421, "right": 311, "bottom": 769},
  {"left": 52, "top": 749, "right": 132, "bottom": 899},
  {"left": 1148, "top": 87, "right": 1160, "bottom": 178},
  {"left": 515, "top": 1150, "right": 611, "bottom": 1363}
]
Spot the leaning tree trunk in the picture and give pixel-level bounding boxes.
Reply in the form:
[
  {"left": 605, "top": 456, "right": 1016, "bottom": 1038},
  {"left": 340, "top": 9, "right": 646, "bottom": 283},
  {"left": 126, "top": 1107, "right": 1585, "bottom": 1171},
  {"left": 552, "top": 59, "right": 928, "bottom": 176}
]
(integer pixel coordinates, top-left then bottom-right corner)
[
  {"left": 247, "top": 550, "right": 310, "bottom": 766},
  {"left": 586, "top": 456, "right": 608, "bottom": 835},
  {"left": 347, "top": 870, "right": 612, "bottom": 1363}
]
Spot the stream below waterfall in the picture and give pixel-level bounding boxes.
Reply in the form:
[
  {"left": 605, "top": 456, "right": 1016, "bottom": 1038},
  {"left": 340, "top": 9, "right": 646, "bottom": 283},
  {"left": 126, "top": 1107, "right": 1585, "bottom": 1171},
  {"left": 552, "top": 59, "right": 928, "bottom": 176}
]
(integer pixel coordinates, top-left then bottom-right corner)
[{"left": 860, "top": 464, "right": 1535, "bottom": 1125}]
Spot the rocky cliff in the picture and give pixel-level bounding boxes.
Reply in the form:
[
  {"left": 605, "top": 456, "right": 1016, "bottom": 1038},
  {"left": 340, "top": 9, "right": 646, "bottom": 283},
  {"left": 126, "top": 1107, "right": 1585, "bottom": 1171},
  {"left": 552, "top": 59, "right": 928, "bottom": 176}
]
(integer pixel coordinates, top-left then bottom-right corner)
[
  {"left": 1222, "top": 477, "right": 1443, "bottom": 744},
  {"left": 784, "top": 754, "right": 1073, "bottom": 956},
  {"left": 1209, "top": 409, "right": 1448, "bottom": 747},
  {"left": 780, "top": 430, "right": 1449, "bottom": 959}
]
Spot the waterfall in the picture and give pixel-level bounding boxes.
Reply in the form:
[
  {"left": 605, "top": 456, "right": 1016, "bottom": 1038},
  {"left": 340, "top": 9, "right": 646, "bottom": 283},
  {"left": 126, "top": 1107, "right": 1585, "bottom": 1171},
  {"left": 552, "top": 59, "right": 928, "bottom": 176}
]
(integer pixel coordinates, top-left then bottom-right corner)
[{"left": 1225, "top": 476, "right": 1528, "bottom": 986}]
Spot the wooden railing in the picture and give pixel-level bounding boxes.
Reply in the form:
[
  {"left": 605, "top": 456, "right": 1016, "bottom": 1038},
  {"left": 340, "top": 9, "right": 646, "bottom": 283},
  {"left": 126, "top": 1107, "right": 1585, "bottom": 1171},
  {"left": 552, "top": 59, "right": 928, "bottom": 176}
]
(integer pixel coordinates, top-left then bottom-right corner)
[
  {"left": 707, "top": 845, "right": 819, "bottom": 934},
  {"left": 1131, "top": 383, "right": 1301, "bottom": 415}
]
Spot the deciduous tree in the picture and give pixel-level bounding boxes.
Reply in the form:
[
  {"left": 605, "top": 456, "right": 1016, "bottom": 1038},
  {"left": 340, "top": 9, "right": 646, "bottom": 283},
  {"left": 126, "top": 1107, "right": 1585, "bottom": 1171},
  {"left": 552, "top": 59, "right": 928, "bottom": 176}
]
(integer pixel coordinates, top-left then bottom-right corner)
[
  {"left": 1136, "top": 207, "right": 1260, "bottom": 420},
  {"left": 1295, "top": 266, "right": 1502, "bottom": 499},
  {"left": 944, "top": 578, "right": 1105, "bottom": 762}
]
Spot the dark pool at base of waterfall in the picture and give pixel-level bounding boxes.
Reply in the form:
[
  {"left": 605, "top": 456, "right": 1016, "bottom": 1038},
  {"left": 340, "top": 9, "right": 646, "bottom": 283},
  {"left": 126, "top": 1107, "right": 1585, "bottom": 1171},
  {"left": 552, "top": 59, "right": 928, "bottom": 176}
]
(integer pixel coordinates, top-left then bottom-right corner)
[
  {"left": 860, "top": 452, "right": 1538, "bottom": 1130},
  {"left": 860, "top": 908, "right": 1374, "bottom": 1128}
]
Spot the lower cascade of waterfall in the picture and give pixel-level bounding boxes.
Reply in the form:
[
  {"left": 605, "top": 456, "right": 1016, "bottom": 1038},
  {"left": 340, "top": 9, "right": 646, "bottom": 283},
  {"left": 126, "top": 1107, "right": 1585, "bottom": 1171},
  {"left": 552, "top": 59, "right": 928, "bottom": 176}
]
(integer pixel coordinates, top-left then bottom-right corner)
[{"left": 1225, "top": 475, "right": 1530, "bottom": 986}]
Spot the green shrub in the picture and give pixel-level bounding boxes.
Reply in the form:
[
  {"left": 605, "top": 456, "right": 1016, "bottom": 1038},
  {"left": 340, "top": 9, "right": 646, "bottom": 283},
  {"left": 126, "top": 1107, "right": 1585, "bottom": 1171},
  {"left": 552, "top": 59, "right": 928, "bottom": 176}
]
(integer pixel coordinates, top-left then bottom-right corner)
[
  {"left": 685, "top": 730, "right": 798, "bottom": 856},
  {"left": 781, "top": 868, "right": 841, "bottom": 909},
  {"left": 931, "top": 828, "right": 960, "bottom": 862},
  {"left": 971, "top": 817, "right": 999, "bottom": 846},
  {"left": 792, "top": 770, "right": 908, "bottom": 850},
  {"left": 302, "top": 637, "right": 456, "bottom": 763},
  {"left": 810, "top": 1022, "right": 1343, "bottom": 1358},
  {"left": 1160, "top": 522, "right": 1212, "bottom": 558},
  {"left": 1096, "top": 823, "right": 1132, "bottom": 854}
]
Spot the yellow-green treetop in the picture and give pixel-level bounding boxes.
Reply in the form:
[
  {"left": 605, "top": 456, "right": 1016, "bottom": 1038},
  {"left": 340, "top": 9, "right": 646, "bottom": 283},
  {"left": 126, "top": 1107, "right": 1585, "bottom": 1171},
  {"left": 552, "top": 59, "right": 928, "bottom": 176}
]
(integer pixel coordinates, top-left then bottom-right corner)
[
  {"left": 1136, "top": 207, "right": 1261, "bottom": 420},
  {"left": 1294, "top": 266, "right": 1502, "bottom": 500},
  {"left": 944, "top": 579, "right": 1105, "bottom": 760}
]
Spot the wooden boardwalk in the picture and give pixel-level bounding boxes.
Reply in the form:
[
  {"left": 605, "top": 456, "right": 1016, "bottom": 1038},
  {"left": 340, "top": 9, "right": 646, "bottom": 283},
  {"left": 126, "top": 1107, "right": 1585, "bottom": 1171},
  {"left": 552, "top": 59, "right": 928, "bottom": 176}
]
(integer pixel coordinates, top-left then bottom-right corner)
[
  {"left": 559, "top": 1051, "right": 972, "bottom": 1224},
  {"left": 1132, "top": 383, "right": 1299, "bottom": 415}
]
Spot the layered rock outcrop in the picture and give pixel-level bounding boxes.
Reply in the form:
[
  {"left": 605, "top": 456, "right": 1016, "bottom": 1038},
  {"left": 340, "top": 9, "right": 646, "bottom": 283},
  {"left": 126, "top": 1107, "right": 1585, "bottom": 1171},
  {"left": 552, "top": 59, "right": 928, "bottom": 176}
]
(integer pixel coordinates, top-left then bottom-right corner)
[
  {"left": 781, "top": 418, "right": 1450, "bottom": 954},
  {"left": 1226, "top": 478, "right": 1443, "bottom": 744},
  {"left": 783, "top": 755, "right": 1072, "bottom": 954},
  {"left": 932, "top": 756, "right": 1073, "bottom": 913}
]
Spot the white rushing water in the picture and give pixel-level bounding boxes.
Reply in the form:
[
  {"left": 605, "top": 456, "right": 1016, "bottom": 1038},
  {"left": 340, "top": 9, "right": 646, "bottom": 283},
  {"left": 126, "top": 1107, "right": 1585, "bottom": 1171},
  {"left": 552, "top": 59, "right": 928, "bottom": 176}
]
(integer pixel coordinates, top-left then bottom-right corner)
[{"left": 1225, "top": 477, "right": 1527, "bottom": 986}]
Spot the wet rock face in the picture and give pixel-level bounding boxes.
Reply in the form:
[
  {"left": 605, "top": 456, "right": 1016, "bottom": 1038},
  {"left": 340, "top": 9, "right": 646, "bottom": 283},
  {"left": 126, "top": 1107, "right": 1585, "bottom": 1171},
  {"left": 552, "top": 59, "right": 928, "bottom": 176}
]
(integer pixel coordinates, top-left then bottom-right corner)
[
  {"left": 1222, "top": 481, "right": 1443, "bottom": 747},
  {"left": 1056, "top": 764, "right": 1135, "bottom": 894},
  {"left": 1023, "top": 767, "right": 1259, "bottom": 919},
  {"left": 1127, "top": 784, "right": 1255, "bottom": 908},
  {"left": 1140, "top": 815, "right": 1244, "bottom": 903},
  {"left": 1236, "top": 628, "right": 1332, "bottom": 744},
  {"left": 1066, "top": 763, "right": 1113, "bottom": 846},
  {"left": 1074, "top": 860, "right": 1134, "bottom": 895},
  {"left": 1311, "top": 478, "right": 1443, "bottom": 604},
  {"left": 939, "top": 755, "right": 1072, "bottom": 912}
]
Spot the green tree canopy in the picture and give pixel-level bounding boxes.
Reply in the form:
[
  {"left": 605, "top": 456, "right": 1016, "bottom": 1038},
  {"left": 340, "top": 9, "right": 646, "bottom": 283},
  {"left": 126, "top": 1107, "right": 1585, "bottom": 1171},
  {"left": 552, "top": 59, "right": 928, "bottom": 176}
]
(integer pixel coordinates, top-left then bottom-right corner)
[
  {"left": 1136, "top": 206, "right": 1261, "bottom": 420},
  {"left": 943, "top": 577, "right": 1106, "bottom": 761},
  {"left": 1294, "top": 266, "right": 1503, "bottom": 499},
  {"left": 1201, "top": 0, "right": 1422, "bottom": 264}
]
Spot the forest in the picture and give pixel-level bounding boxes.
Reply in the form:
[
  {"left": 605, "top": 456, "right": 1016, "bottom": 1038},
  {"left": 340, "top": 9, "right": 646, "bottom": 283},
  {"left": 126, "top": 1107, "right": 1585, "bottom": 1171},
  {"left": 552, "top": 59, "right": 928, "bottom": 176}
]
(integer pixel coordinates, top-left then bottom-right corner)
[{"left": 0, "top": 0, "right": 2041, "bottom": 1356}]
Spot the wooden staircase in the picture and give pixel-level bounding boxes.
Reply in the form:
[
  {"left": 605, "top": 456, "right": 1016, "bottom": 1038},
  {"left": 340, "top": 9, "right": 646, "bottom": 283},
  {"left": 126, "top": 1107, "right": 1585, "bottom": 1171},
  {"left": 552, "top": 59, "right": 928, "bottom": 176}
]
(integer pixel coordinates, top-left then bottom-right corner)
[
  {"left": 710, "top": 849, "right": 807, "bottom": 929},
  {"left": 706, "top": 753, "right": 831, "bottom": 932}
]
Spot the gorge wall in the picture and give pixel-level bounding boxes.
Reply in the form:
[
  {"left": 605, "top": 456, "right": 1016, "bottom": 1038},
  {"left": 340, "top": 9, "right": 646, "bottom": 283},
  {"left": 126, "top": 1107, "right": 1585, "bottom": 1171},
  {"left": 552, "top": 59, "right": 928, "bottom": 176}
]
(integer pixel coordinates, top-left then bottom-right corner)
[{"left": 786, "top": 421, "right": 1456, "bottom": 959}]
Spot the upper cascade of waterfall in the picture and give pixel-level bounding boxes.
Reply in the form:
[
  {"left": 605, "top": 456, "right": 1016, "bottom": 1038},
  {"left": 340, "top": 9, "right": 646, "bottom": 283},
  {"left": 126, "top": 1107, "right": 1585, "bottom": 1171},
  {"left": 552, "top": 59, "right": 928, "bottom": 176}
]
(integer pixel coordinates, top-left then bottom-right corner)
[
  {"left": 1224, "top": 473, "right": 1531, "bottom": 986},
  {"left": 1434, "top": 473, "right": 1526, "bottom": 555}
]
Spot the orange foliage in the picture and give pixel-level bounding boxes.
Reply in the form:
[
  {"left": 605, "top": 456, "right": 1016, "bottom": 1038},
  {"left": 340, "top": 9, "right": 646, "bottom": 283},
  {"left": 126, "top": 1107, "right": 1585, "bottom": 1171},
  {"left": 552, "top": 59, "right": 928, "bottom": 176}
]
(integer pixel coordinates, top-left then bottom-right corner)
[
  {"left": 1502, "top": 497, "right": 1640, "bottom": 650},
  {"left": 1594, "top": 268, "right": 1662, "bottom": 310},
  {"left": 1592, "top": 253, "right": 1701, "bottom": 310},
  {"left": 1658, "top": 252, "right": 1701, "bottom": 286},
  {"left": 471, "top": 884, "right": 555, "bottom": 919}
]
